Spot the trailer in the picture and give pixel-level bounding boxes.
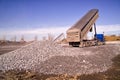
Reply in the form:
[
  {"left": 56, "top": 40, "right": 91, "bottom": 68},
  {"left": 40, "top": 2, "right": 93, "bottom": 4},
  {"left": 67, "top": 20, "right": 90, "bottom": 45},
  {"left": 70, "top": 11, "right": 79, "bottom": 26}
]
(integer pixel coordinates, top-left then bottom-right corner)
[{"left": 66, "top": 9, "right": 105, "bottom": 47}]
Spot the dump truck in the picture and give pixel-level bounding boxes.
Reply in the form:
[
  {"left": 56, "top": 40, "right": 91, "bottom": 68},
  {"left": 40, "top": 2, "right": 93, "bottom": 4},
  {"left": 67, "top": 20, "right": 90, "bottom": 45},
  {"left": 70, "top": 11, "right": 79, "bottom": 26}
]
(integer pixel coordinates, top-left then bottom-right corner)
[{"left": 66, "top": 9, "right": 105, "bottom": 47}]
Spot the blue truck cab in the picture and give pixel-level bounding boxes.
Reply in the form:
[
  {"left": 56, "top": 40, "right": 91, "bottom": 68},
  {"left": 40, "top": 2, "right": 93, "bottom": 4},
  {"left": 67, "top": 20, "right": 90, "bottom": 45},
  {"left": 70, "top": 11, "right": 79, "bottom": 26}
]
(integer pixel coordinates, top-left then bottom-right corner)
[{"left": 96, "top": 34, "right": 105, "bottom": 42}]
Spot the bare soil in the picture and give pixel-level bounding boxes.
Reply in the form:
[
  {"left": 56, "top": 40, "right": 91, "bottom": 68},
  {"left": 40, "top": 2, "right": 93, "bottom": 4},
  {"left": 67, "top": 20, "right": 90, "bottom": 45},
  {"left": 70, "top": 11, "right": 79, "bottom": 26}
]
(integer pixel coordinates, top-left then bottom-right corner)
[
  {"left": 0, "top": 42, "right": 28, "bottom": 55},
  {"left": 0, "top": 41, "right": 119, "bottom": 75}
]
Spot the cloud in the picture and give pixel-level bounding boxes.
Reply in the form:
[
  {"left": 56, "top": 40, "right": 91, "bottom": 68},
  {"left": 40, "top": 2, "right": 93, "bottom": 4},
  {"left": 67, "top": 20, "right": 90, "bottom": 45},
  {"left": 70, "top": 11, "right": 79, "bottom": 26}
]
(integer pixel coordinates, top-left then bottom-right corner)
[
  {"left": 13, "top": 24, "right": 120, "bottom": 35},
  {"left": 7, "top": 26, "right": 69, "bottom": 35},
  {"left": 1, "top": 24, "right": 120, "bottom": 35},
  {"left": 96, "top": 24, "right": 120, "bottom": 35},
  {"left": 0, "top": 24, "right": 120, "bottom": 41},
  {"left": 0, "top": 26, "right": 70, "bottom": 41}
]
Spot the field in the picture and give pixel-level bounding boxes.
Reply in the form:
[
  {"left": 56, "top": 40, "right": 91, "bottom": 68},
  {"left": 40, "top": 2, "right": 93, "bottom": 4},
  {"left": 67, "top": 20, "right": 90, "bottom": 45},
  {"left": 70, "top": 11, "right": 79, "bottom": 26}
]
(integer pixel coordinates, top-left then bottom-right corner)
[
  {"left": 105, "top": 35, "right": 120, "bottom": 41},
  {"left": 0, "top": 42, "right": 30, "bottom": 55},
  {"left": 0, "top": 41, "right": 120, "bottom": 80}
]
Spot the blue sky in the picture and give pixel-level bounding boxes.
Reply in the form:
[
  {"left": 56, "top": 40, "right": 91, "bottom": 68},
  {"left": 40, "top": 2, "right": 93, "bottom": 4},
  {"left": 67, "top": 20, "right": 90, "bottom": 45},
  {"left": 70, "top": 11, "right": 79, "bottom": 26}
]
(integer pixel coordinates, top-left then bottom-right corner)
[{"left": 0, "top": 0, "right": 120, "bottom": 41}]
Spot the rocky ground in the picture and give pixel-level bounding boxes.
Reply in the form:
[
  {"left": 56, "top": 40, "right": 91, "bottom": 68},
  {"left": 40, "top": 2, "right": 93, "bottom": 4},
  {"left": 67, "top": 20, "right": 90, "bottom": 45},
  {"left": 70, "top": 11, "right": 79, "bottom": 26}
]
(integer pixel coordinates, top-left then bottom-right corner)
[{"left": 0, "top": 40, "right": 120, "bottom": 75}]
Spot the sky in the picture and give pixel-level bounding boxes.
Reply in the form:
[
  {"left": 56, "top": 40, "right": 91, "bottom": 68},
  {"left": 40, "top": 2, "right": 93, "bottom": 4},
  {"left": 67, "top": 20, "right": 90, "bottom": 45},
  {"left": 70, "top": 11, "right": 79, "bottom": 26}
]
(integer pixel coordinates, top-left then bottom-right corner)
[{"left": 0, "top": 0, "right": 120, "bottom": 41}]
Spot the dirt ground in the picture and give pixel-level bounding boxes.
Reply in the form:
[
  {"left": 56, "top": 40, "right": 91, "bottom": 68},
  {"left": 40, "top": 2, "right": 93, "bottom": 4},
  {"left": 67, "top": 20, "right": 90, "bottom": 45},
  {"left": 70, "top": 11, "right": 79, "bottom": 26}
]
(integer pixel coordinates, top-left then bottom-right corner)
[
  {"left": 0, "top": 42, "right": 29, "bottom": 55},
  {"left": 0, "top": 48, "right": 17, "bottom": 55},
  {"left": 0, "top": 44, "right": 120, "bottom": 80},
  {"left": 0, "top": 41, "right": 120, "bottom": 76}
]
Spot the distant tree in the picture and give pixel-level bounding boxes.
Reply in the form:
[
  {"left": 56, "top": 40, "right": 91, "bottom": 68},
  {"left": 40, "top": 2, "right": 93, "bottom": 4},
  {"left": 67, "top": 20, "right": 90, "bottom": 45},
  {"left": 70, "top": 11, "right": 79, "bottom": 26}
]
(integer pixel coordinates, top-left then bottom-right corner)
[
  {"left": 3, "top": 35, "right": 6, "bottom": 42},
  {"left": 48, "top": 33, "right": 54, "bottom": 41},
  {"left": 34, "top": 35, "right": 38, "bottom": 41},
  {"left": 11, "top": 37, "right": 13, "bottom": 42},
  {"left": 119, "top": 34, "right": 120, "bottom": 37},
  {"left": 21, "top": 35, "right": 25, "bottom": 42},
  {"left": 42, "top": 36, "right": 46, "bottom": 41},
  {"left": 111, "top": 35, "right": 116, "bottom": 37},
  {"left": 14, "top": 36, "right": 16, "bottom": 42}
]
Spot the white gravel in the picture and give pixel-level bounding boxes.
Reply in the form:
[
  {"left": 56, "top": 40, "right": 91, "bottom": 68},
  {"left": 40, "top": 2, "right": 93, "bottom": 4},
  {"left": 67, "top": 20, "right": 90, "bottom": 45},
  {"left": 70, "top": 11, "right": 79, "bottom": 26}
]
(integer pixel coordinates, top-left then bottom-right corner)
[{"left": 0, "top": 40, "right": 120, "bottom": 75}]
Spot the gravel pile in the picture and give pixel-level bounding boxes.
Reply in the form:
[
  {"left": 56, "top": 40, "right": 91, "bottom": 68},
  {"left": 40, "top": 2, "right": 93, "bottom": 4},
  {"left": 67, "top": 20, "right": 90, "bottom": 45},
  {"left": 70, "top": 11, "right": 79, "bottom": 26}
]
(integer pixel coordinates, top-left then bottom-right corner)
[{"left": 0, "top": 41, "right": 120, "bottom": 75}]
